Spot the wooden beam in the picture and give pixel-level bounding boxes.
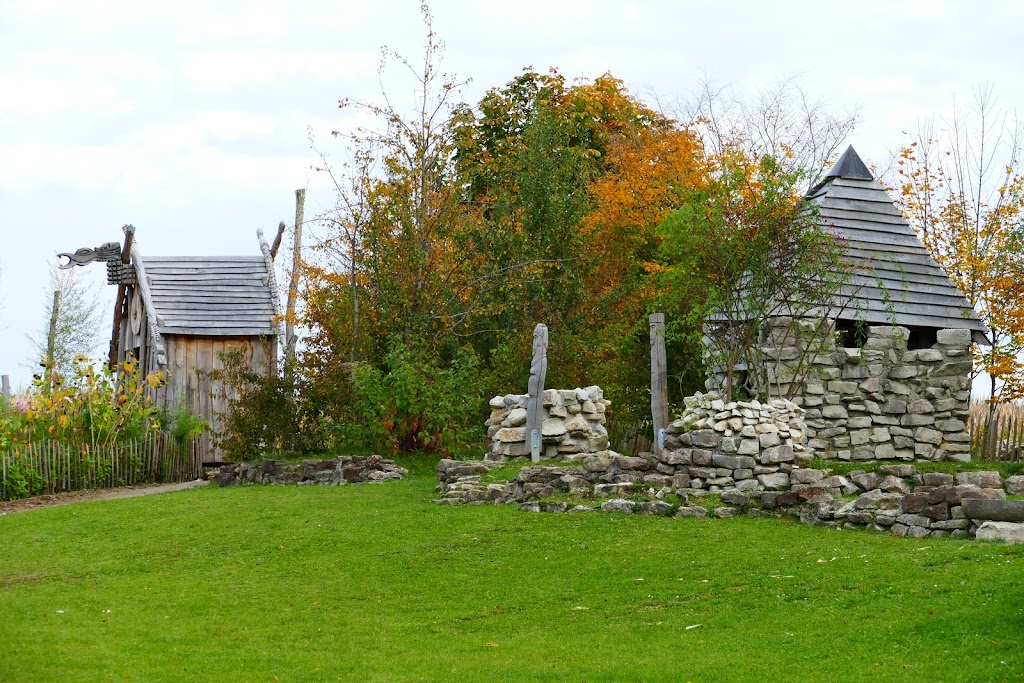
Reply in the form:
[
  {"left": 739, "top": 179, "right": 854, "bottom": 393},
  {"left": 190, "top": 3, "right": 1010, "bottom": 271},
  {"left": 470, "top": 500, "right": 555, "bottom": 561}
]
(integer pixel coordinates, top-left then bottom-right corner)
[
  {"left": 256, "top": 228, "right": 286, "bottom": 354},
  {"left": 130, "top": 243, "right": 168, "bottom": 369}
]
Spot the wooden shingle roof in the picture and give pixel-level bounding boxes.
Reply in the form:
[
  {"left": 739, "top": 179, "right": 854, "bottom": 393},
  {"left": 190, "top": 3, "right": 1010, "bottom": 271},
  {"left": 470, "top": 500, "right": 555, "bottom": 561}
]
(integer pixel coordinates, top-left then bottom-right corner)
[
  {"left": 140, "top": 255, "right": 278, "bottom": 337},
  {"left": 807, "top": 146, "right": 989, "bottom": 344}
]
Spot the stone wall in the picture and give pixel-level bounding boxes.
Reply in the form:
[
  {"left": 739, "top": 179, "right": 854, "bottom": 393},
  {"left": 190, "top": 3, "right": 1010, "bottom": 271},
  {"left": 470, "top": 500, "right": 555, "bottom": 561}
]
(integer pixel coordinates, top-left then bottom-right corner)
[
  {"left": 213, "top": 455, "right": 407, "bottom": 487},
  {"left": 435, "top": 457, "right": 1024, "bottom": 542},
  {"left": 485, "top": 386, "right": 611, "bottom": 461},
  {"left": 707, "top": 320, "right": 973, "bottom": 463}
]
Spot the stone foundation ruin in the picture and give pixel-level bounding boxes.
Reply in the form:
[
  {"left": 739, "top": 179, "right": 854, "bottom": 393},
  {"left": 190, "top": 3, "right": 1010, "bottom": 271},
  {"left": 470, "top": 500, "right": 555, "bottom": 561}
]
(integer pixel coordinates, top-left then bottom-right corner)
[
  {"left": 707, "top": 320, "right": 974, "bottom": 463},
  {"left": 485, "top": 386, "right": 611, "bottom": 461}
]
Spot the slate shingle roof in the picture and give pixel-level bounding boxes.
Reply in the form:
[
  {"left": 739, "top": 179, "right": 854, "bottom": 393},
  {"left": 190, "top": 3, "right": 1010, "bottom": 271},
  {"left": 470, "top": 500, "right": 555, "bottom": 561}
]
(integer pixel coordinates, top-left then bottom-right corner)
[
  {"left": 807, "top": 146, "right": 989, "bottom": 344},
  {"left": 140, "top": 255, "right": 277, "bottom": 337}
]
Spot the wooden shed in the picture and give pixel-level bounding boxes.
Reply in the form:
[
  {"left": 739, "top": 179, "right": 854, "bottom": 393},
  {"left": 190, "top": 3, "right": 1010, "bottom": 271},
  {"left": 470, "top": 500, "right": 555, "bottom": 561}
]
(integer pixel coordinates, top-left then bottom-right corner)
[
  {"left": 807, "top": 145, "right": 989, "bottom": 346},
  {"left": 110, "top": 229, "right": 284, "bottom": 463}
]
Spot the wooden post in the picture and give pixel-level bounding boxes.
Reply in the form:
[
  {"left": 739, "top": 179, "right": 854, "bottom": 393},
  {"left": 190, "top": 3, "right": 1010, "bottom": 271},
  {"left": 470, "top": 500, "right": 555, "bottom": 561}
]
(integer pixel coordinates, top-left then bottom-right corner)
[
  {"left": 44, "top": 290, "right": 61, "bottom": 391},
  {"left": 285, "top": 189, "right": 305, "bottom": 375},
  {"left": 1, "top": 375, "right": 9, "bottom": 408},
  {"left": 650, "top": 313, "right": 669, "bottom": 454},
  {"left": 525, "top": 323, "right": 548, "bottom": 463},
  {"left": 108, "top": 225, "right": 135, "bottom": 370}
]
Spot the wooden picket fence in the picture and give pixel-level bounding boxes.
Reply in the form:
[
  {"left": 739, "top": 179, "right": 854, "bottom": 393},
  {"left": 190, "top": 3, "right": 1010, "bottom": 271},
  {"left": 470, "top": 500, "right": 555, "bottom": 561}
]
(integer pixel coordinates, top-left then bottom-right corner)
[
  {"left": 969, "top": 404, "right": 1024, "bottom": 462},
  {"left": 0, "top": 432, "right": 202, "bottom": 500}
]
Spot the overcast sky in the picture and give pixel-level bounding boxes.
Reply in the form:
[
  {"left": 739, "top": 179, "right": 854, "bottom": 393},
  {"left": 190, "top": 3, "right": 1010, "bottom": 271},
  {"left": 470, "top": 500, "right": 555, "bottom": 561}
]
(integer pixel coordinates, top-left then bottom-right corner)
[{"left": 1, "top": 0, "right": 1022, "bottom": 392}]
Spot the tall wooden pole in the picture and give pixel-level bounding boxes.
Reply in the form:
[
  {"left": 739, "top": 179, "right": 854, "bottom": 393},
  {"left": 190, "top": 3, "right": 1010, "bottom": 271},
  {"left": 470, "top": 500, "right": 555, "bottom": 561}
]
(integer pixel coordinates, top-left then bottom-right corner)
[
  {"left": 285, "top": 189, "right": 305, "bottom": 375},
  {"left": 525, "top": 323, "right": 548, "bottom": 463},
  {"left": 650, "top": 312, "right": 669, "bottom": 454},
  {"left": 1, "top": 375, "right": 10, "bottom": 407},
  {"left": 45, "top": 290, "right": 61, "bottom": 392}
]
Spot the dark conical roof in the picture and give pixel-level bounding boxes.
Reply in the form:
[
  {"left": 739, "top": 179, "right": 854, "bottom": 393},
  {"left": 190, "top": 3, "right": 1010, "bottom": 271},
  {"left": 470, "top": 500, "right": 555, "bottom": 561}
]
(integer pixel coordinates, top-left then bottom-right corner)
[{"left": 824, "top": 145, "right": 873, "bottom": 180}]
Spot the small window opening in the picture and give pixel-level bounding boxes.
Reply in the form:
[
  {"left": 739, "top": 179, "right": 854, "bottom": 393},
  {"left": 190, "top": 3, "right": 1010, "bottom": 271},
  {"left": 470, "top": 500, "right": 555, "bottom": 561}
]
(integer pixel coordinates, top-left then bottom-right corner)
[
  {"left": 834, "top": 318, "right": 868, "bottom": 349},
  {"left": 906, "top": 326, "right": 938, "bottom": 350}
]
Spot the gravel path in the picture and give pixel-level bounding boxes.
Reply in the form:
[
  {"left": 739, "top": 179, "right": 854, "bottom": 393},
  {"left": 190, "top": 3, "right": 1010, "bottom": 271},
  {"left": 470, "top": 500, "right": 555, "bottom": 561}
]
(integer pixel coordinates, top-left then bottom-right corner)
[{"left": 0, "top": 479, "right": 208, "bottom": 516}]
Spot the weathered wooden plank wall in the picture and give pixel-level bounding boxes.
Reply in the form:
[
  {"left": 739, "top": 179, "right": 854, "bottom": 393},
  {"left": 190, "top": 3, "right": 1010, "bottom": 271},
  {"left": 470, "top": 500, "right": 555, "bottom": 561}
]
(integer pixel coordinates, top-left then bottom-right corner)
[{"left": 156, "top": 334, "right": 275, "bottom": 463}]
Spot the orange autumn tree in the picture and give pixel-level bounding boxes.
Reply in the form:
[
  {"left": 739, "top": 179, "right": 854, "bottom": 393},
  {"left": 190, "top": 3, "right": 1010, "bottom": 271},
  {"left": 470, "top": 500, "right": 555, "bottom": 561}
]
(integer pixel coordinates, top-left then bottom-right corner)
[
  {"left": 895, "top": 87, "right": 1024, "bottom": 403},
  {"left": 581, "top": 125, "right": 709, "bottom": 327}
]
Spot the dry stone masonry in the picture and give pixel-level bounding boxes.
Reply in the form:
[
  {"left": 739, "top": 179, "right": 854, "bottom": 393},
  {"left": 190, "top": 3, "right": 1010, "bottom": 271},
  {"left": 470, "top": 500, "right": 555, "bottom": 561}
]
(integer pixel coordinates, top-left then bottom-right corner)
[
  {"left": 213, "top": 455, "right": 407, "bottom": 487},
  {"left": 436, "top": 457, "right": 1024, "bottom": 543},
  {"left": 709, "top": 321, "right": 974, "bottom": 463},
  {"left": 486, "top": 386, "right": 611, "bottom": 461}
]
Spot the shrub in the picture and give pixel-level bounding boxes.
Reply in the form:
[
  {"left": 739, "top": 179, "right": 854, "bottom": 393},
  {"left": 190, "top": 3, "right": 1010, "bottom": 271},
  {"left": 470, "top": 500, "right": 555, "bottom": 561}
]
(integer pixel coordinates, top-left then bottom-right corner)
[{"left": 339, "top": 339, "right": 486, "bottom": 456}]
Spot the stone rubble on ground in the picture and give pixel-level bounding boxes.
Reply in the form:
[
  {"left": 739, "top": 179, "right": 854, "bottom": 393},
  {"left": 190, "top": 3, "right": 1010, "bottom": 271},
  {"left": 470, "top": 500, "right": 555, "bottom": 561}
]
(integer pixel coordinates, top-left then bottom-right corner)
[{"left": 213, "top": 455, "right": 407, "bottom": 487}]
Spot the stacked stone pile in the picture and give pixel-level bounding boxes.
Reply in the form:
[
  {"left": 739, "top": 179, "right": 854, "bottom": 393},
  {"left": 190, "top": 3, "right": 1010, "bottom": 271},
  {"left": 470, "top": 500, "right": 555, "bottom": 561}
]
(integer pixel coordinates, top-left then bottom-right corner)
[
  {"left": 659, "top": 392, "right": 812, "bottom": 491},
  {"left": 485, "top": 386, "right": 611, "bottom": 461},
  {"left": 711, "top": 321, "right": 974, "bottom": 462},
  {"left": 214, "top": 455, "right": 407, "bottom": 487},
  {"left": 435, "top": 456, "right": 1024, "bottom": 542}
]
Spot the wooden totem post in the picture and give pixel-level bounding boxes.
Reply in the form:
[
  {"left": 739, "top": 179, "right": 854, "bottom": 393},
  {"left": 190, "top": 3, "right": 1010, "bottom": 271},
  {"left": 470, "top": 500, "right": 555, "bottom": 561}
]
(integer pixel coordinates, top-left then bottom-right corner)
[
  {"left": 525, "top": 323, "right": 549, "bottom": 463},
  {"left": 650, "top": 312, "right": 669, "bottom": 454},
  {"left": 108, "top": 225, "right": 135, "bottom": 370}
]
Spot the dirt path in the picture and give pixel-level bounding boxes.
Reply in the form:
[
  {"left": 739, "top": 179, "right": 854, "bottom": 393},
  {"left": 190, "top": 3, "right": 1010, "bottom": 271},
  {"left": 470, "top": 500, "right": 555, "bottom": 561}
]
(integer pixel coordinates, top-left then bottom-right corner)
[{"left": 0, "top": 479, "right": 208, "bottom": 516}]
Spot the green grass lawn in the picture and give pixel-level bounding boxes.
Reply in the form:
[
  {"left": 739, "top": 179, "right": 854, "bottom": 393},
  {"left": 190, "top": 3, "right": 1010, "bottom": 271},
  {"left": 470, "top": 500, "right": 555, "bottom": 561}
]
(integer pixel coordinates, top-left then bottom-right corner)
[{"left": 2, "top": 468, "right": 1023, "bottom": 682}]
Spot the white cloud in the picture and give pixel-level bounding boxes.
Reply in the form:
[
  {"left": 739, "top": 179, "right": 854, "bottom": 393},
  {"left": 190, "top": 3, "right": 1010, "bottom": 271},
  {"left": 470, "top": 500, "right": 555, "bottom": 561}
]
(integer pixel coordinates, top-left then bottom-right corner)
[{"left": 181, "top": 50, "right": 376, "bottom": 89}]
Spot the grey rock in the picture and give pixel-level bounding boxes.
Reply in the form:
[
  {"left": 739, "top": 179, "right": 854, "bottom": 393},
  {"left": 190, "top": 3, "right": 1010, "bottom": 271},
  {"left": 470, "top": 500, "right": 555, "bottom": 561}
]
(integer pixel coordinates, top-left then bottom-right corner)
[
  {"left": 854, "top": 490, "right": 904, "bottom": 510},
  {"left": 956, "top": 471, "right": 1003, "bottom": 489},
  {"left": 850, "top": 471, "right": 880, "bottom": 491},
  {"left": 975, "top": 521, "right": 1024, "bottom": 544},
  {"left": 961, "top": 499, "right": 1024, "bottom": 522},
  {"left": 758, "top": 472, "right": 790, "bottom": 490},
  {"left": 936, "top": 329, "right": 971, "bottom": 346},
  {"left": 878, "top": 475, "right": 910, "bottom": 494},
  {"left": 635, "top": 501, "right": 674, "bottom": 516},
  {"left": 790, "top": 468, "right": 825, "bottom": 484},
  {"left": 721, "top": 491, "right": 750, "bottom": 506},
  {"left": 879, "top": 464, "right": 918, "bottom": 478},
  {"left": 601, "top": 499, "right": 636, "bottom": 513},
  {"left": 1006, "top": 475, "right": 1024, "bottom": 496},
  {"left": 674, "top": 506, "right": 709, "bottom": 519},
  {"left": 712, "top": 453, "right": 756, "bottom": 470},
  {"left": 690, "top": 430, "right": 720, "bottom": 448},
  {"left": 923, "top": 472, "right": 955, "bottom": 487}
]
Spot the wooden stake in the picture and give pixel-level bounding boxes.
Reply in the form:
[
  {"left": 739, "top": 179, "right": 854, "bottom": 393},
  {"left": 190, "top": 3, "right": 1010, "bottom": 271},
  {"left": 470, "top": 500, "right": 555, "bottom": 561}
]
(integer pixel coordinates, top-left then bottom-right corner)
[
  {"left": 650, "top": 313, "right": 669, "bottom": 454},
  {"left": 1, "top": 375, "right": 9, "bottom": 407},
  {"left": 285, "top": 189, "right": 305, "bottom": 375}
]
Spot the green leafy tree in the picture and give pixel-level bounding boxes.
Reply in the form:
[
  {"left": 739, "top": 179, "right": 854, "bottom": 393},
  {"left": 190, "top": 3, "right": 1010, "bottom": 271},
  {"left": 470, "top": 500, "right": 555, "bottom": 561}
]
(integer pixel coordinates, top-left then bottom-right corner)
[
  {"left": 656, "top": 154, "right": 852, "bottom": 400},
  {"left": 28, "top": 265, "right": 102, "bottom": 382}
]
